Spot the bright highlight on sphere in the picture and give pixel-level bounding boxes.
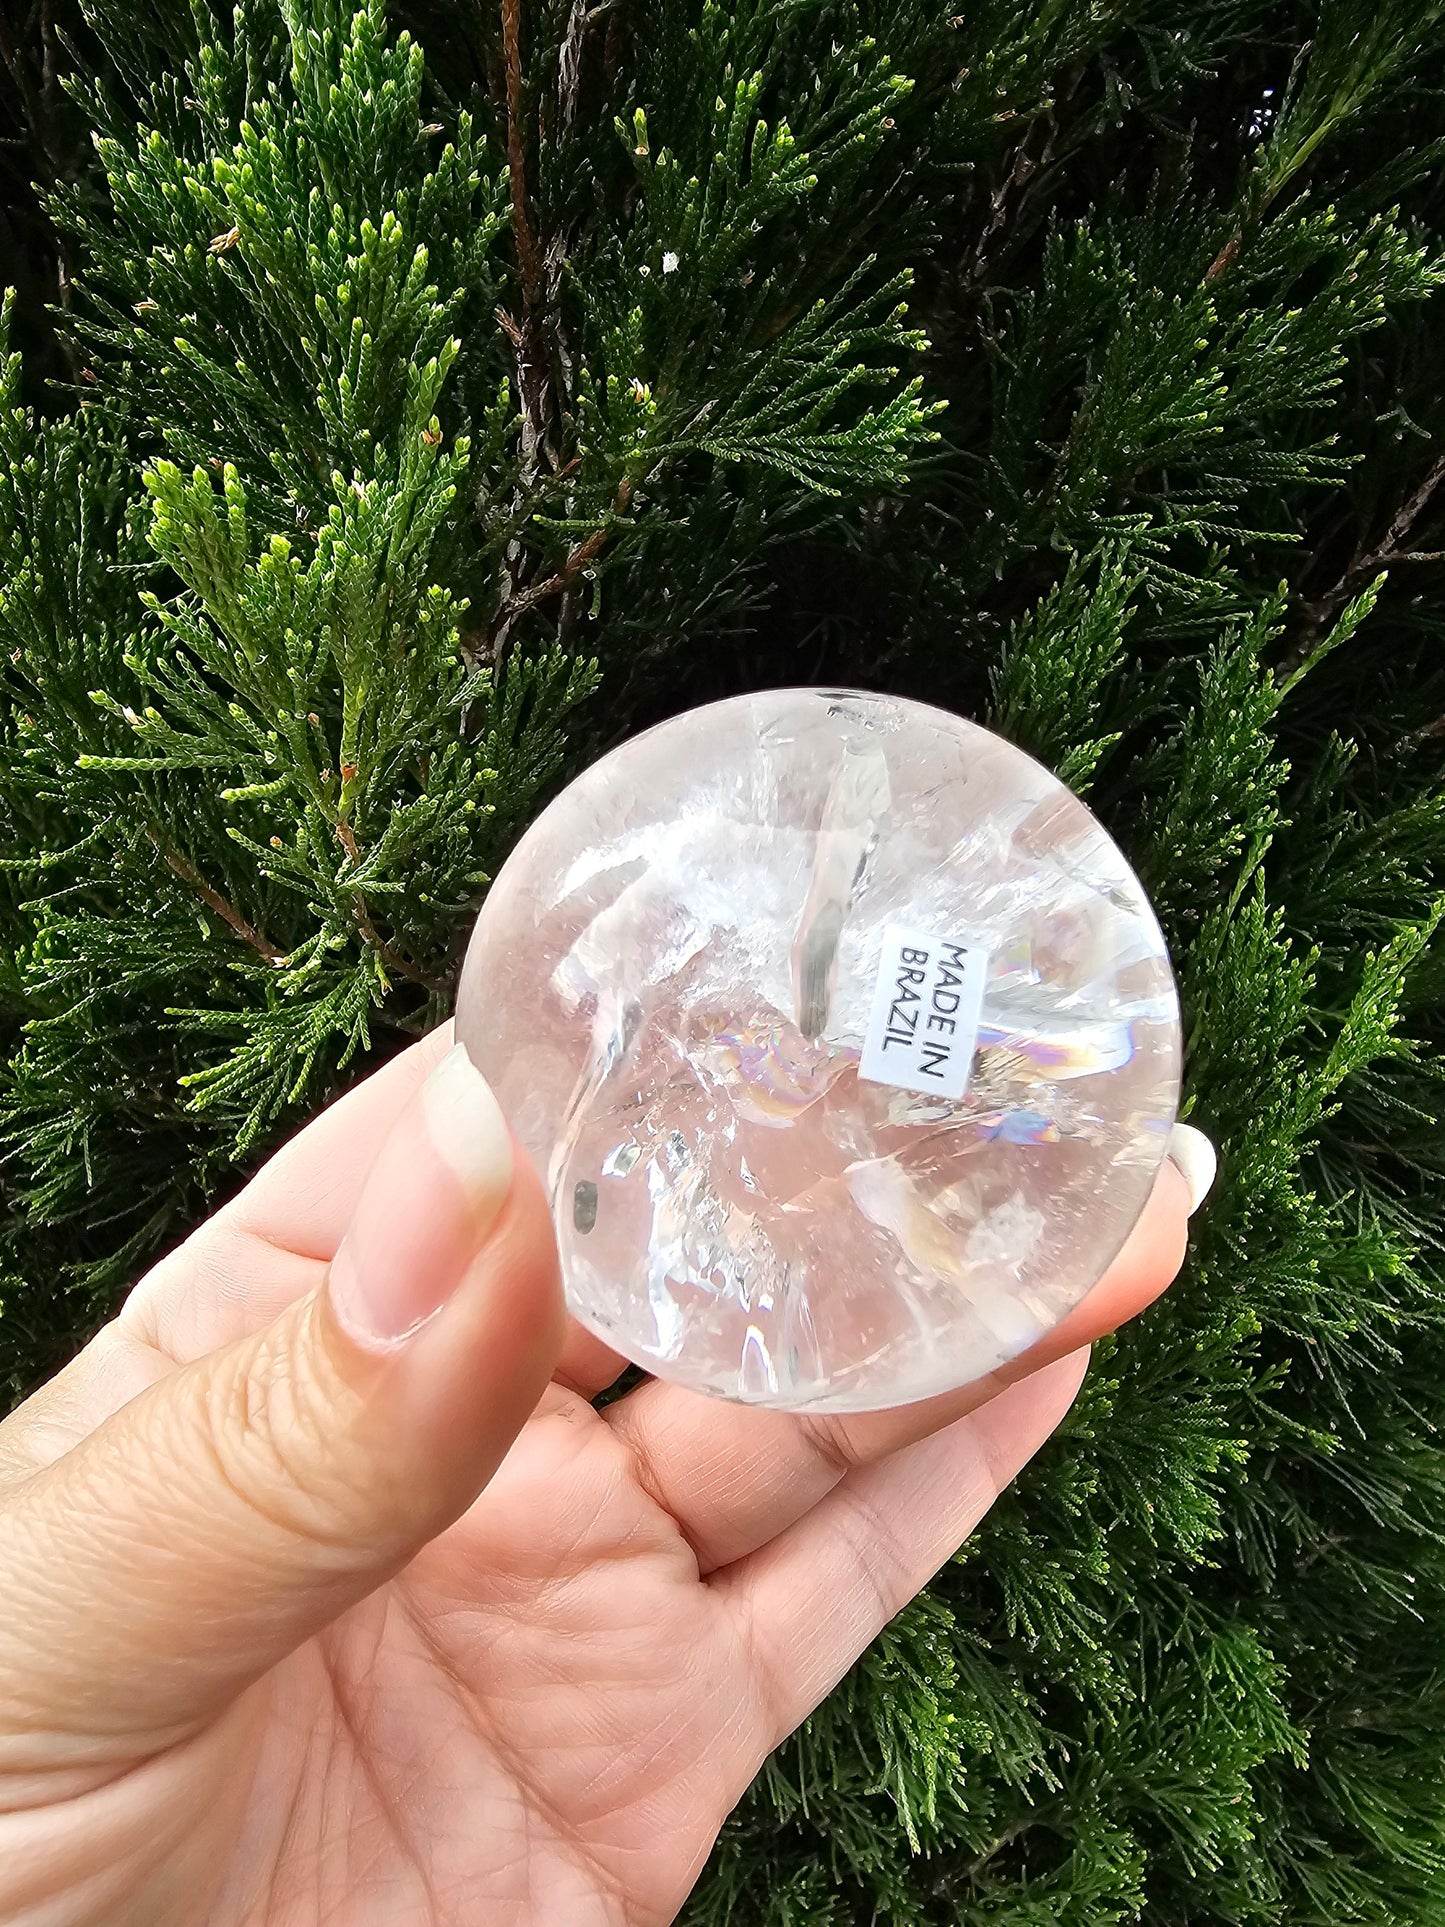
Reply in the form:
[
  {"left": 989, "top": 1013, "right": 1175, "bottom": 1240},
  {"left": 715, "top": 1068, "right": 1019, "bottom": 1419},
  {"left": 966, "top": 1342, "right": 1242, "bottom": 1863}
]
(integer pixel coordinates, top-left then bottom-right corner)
[{"left": 457, "top": 688, "right": 1181, "bottom": 1414}]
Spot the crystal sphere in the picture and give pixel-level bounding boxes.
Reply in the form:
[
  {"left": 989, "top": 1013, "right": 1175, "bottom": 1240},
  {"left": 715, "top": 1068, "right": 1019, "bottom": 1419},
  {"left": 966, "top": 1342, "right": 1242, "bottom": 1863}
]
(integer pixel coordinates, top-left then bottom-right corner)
[{"left": 456, "top": 688, "right": 1180, "bottom": 1414}]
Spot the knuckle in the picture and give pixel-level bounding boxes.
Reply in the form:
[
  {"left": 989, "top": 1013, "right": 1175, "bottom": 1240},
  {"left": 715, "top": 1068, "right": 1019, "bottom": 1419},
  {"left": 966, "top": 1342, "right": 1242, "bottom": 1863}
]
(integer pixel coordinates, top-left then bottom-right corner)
[
  {"left": 834, "top": 1488, "right": 916, "bottom": 1619},
  {"left": 185, "top": 1302, "right": 380, "bottom": 1555},
  {"left": 799, "top": 1413, "right": 862, "bottom": 1484}
]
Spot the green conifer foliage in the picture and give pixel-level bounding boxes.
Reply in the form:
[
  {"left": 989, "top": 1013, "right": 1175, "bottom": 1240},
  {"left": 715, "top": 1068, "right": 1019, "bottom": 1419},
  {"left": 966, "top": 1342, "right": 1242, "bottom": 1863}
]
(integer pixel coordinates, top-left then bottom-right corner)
[{"left": 2, "top": 1, "right": 1444, "bottom": 1919}]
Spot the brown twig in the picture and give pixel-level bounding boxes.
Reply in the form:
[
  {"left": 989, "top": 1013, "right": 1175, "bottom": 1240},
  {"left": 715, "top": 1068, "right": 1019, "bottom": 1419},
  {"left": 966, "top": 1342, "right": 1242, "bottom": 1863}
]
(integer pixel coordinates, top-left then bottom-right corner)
[
  {"left": 507, "top": 527, "right": 609, "bottom": 616},
  {"left": 328, "top": 818, "right": 436, "bottom": 990},
  {"left": 963, "top": 86, "right": 1067, "bottom": 293},
  {"left": 350, "top": 902, "right": 435, "bottom": 990},
  {"left": 490, "top": 0, "right": 623, "bottom": 665},
  {"left": 501, "top": 0, "right": 544, "bottom": 323},
  {"left": 558, "top": 0, "right": 606, "bottom": 128},
  {"left": 484, "top": 475, "right": 632, "bottom": 659},
  {"left": 1281, "top": 446, "right": 1445, "bottom": 677},
  {"left": 931, "top": 1812, "right": 1052, "bottom": 1897},
  {"left": 39, "top": 0, "right": 59, "bottom": 138},
  {"left": 1204, "top": 232, "right": 1240, "bottom": 284},
  {"left": 512, "top": 477, "right": 632, "bottom": 614},
  {"left": 499, "top": 0, "right": 556, "bottom": 484},
  {"left": 154, "top": 805, "right": 433, "bottom": 991},
  {"left": 146, "top": 825, "right": 285, "bottom": 965}
]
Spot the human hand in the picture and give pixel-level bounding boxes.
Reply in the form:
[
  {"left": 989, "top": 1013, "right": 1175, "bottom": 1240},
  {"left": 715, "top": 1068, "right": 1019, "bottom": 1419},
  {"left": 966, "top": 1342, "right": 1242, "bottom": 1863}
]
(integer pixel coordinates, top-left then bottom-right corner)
[{"left": 0, "top": 1024, "right": 1210, "bottom": 1926}]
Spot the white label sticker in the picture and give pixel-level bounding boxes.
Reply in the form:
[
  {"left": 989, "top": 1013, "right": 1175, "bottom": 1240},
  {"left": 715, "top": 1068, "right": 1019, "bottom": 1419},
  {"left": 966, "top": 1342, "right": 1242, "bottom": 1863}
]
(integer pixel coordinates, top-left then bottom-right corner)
[{"left": 858, "top": 924, "right": 989, "bottom": 1101}]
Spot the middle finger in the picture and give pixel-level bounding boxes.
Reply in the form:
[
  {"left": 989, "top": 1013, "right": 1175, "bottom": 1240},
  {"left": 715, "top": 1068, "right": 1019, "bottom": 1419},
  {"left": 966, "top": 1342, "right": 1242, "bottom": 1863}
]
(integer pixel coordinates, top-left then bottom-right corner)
[{"left": 603, "top": 1159, "right": 1190, "bottom": 1572}]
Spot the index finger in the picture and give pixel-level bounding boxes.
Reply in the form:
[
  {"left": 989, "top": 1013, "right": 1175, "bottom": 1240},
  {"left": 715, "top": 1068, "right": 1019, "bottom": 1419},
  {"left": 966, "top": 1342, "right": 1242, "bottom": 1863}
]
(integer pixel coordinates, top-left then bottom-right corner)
[
  {"left": 122, "top": 1021, "right": 459, "bottom": 1358},
  {"left": 125, "top": 1023, "right": 626, "bottom": 1394}
]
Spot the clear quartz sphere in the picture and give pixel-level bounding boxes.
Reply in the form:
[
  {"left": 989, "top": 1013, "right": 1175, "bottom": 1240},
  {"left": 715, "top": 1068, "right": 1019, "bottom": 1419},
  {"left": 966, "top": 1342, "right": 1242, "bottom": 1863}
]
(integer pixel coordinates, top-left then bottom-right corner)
[{"left": 456, "top": 688, "right": 1181, "bottom": 1414}]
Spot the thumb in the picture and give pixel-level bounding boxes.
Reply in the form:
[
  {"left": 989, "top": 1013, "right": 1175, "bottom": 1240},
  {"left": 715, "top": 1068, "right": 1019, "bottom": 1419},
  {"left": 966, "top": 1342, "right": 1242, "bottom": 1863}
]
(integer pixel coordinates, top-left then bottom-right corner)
[{"left": 0, "top": 1043, "right": 564, "bottom": 1760}]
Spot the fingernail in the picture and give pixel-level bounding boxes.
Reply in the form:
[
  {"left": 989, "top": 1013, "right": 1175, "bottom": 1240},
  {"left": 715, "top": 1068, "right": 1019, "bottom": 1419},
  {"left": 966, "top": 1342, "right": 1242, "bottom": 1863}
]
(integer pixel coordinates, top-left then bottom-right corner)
[
  {"left": 328, "top": 1043, "right": 515, "bottom": 1348},
  {"left": 418, "top": 1043, "right": 516, "bottom": 1212},
  {"left": 1168, "top": 1122, "right": 1217, "bottom": 1216}
]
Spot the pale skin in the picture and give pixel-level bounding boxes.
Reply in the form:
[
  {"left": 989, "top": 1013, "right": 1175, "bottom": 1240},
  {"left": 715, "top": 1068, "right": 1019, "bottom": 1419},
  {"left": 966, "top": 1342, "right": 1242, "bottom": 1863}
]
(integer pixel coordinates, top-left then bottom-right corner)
[{"left": 0, "top": 1021, "right": 1199, "bottom": 1926}]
